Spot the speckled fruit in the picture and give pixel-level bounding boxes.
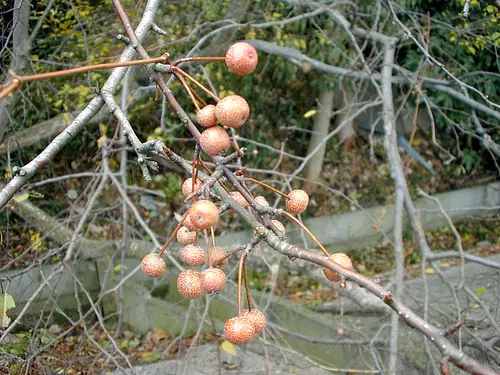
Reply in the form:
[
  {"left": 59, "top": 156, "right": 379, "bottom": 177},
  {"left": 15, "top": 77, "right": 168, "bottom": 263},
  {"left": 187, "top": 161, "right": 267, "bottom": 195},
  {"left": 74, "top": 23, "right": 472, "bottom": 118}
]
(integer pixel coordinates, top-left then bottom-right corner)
[
  {"left": 255, "top": 196, "right": 269, "bottom": 207},
  {"left": 177, "top": 269, "right": 203, "bottom": 299},
  {"left": 225, "top": 42, "right": 258, "bottom": 76},
  {"left": 229, "top": 191, "right": 249, "bottom": 207},
  {"left": 177, "top": 226, "right": 197, "bottom": 245},
  {"left": 224, "top": 316, "right": 255, "bottom": 345},
  {"left": 189, "top": 200, "right": 219, "bottom": 230},
  {"left": 182, "top": 214, "right": 196, "bottom": 232},
  {"left": 181, "top": 244, "right": 205, "bottom": 266},
  {"left": 200, "top": 267, "right": 226, "bottom": 293},
  {"left": 196, "top": 104, "right": 217, "bottom": 127},
  {"left": 206, "top": 247, "right": 227, "bottom": 267},
  {"left": 286, "top": 189, "right": 309, "bottom": 214},
  {"left": 141, "top": 253, "right": 166, "bottom": 278},
  {"left": 241, "top": 309, "right": 267, "bottom": 334},
  {"left": 215, "top": 95, "right": 249, "bottom": 128},
  {"left": 271, "top": 220, "right": 286, "bottom": 233},
  {"left": 182, "top": 177, "right": 202, "bottom": 197},
  {"left": 199, "top": 126, "right": 230, "bottom": 156},
  {"left": 323, "top": 253, "right": 353, "bottom": 282}
]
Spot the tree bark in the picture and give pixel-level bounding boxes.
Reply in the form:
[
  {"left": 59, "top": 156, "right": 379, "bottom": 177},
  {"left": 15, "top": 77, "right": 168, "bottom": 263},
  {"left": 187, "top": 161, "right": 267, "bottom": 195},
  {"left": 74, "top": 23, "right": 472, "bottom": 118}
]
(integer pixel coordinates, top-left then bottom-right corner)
[
  {"left": 0, "top": 0, "right": 31, "bottom": 141},
  {"left": 304, "top": 89, "right": 334, "bottom": 190}
]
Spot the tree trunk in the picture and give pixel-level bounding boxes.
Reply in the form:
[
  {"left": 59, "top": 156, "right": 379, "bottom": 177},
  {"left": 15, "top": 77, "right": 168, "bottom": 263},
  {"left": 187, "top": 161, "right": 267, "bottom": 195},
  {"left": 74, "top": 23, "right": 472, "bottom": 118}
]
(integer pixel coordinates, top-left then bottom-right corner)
[
  {"left": 304, "top": 90, "right": 334, "bottom": 190},
  {"left": 0, "top": 0, "right": 31, "bottom": 141}
]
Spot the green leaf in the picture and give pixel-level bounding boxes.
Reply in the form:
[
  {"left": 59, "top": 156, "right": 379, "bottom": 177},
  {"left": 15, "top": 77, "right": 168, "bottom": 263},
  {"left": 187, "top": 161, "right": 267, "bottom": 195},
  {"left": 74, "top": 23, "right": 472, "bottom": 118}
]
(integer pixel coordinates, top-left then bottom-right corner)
[
  {"left": 474, "top": 286, "right": 487, "bottom": 296},
  {"left": 0, "top": 294, "right": 15, "bottom": 310}
]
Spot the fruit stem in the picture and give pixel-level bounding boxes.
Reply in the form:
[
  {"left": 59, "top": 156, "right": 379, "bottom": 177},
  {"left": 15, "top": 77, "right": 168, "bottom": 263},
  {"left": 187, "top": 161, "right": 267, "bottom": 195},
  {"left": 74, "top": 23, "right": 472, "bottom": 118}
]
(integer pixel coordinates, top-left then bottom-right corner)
[
  {"left": 172, "top": 70, "right": 201, "bottom": 111},
  {"left": 204, "top": 229, "right": 212, "bottom": 266},
  {"left": 210, "top": 226, "right": 216, "bottom": 248},
  {"left": 282, "top": 211, "right": 330, "bottom": 258},
  {"left": 171, "top": 56, "right": 226, "bottom": 67},
  {"left": 245, "top": 178, "right": 289, "bottom": 199},
  {"left": 173, "top": 67, "right": 220, "bottom": 103},
  {"left": 237, "top": 252, "right": 248, "bottom": 315},
  {"left": 159, "top": 210, "right": 190, "bottom": 256},
  {"left": 242, "top": 260, "right": 252, "bottom": 311}
]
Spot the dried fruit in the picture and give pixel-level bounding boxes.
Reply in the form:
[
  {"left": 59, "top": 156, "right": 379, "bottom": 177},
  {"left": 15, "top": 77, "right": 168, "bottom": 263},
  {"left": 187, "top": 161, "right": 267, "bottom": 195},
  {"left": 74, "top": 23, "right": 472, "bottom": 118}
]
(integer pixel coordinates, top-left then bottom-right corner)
[
  {"left": 323, "top": 253, "right": 353, "bottom": 282},
  {"left": 199, "top": 126, "right": 230, "bottom": 156},
  {"left": 181, "top": 244, "right": 205, "bottom": 266},
  {"left": 200, "top": 267, "right": 226, "bottom": 293},
  {"left": 189, "top": 200, "right": 219, "bottom": 230},
  {"left": 255, "top": 196, "right": 269, "bottom": 207},
  {"left": 141, "top": 253, "right": 166, "bottom": 278},
  {"left": 271, "top": 220, "right": 285, "bottom": 233},
  {"left": 241, "top": 309, "right": 267, "bottom": 334},
  {"left": 286, "top": 189, "right": 309, "bottom": 214},
  {"left": 196, "top": 104, "right": 217, "bottom": 127},
  {"left": 177, "top": 226, "right": 197, "bottom": 245},
  {"left": 177, "top": 269, "right": 203, "bottom": 299},
  {"left": 224, "top": 316, "right": 255, "bottom": 345},
  {"left": 229, "top": 191, "right": 249, "bottom": 207},
  {"left": 225, "top": 42, "right": 259, "bottom": 76},
  {"left": 215, "top": 95, "right": 249, "bottom": 128},
  {"left": 182, "top": 177, "right": 202, "bottom": 197},
  {"left": 206, "top": 247, "right": 227, "bottom": 267}
]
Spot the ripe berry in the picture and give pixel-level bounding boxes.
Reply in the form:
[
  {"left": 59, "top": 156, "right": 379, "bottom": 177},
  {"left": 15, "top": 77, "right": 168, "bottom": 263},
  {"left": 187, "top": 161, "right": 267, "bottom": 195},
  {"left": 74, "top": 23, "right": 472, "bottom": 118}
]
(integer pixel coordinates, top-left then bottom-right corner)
[
  {"left": 141, "top": 253, "right": 166, "bottom": 278},
  {"left": 241, "top": 309, "right": 267, "bottom": 334},
  {"left": 255, "top": 196, "right": 269, "bottom": 207},
  {"left": 189, "top": 200, "right": 219, "bottom": 230},
  {"left": 215, "top": 95, "right": 249, "bottom": 128},
  {"left": 196, "top": 104, "right": 217, "bottom": 127},
  {"left": 177, "top": 226, "right": 197, "bottom": 245},
  {"left": 271, "top": 220, "right": 286, "bottom": 233},
  {"left": 323, "top": 253, "right": 353, "bottom": 282},
  {"left": 206, "top": 247, "right": 227, "bottom": 267},
  {"left": 182, "top": 177, "right": 202, "bottom": 197},
  {"left": 286, "top": 189, "right": 309, "bottom": 214},
  {"left": 181, "top": 244, "right": 205, "bottom": 266},
  {"left": 200, "top": 267, "right": 226, "bottom": 293},
  {"left": 200, "top": 126, "right": 230, "bottom": 156},
  {"left": 182, "top": 214, "right": 197, "bottom": 232},
  {"left": 229, "top": 191, "right": 249, "bottom": 207},
  {"left": 177, "top": 269, "right": 203, "bottom": 299},
  {"left": 224, "top": 316, "right": 255, "bottom": 345},
  {"left": 225, "top": 42, "right": 259, "bottom": 76}
]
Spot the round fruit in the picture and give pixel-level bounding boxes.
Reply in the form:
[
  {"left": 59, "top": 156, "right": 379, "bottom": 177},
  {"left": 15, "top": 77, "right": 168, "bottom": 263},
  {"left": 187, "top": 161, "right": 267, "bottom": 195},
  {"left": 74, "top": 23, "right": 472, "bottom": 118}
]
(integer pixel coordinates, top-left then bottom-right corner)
[
  {"left": 196, "top": 104, "right": 217, "bottom": 127},
  {"left": 271, "top": 220, "right": 286, "bottom": 233},
  {"left": 141, "top": 253, "right": 166, "bottom": 278},
  {"left": 199, "top": 126, "right": 230, "bottom": 156},
  {"left": 189, "top": 200, "right": 219, "bottom": 230},
  {"left": 200, "top": 267, "right": 226, "bottom": 293},
  {"left": 229, "top": 191, "right": 249, "bottom": 207},
  {"left": 177, "top": 269, "right": 203, "bottom": 299},
  {"left": 241, "top": 309, "right": 267, "bottom": 334},
  {"left": 286, "top": 189, "right": 309, "bottom": 214},
  {"left": 225, "top": 42, "right": 258, "bottom": 76},
  {"left": 182, "top": 177, "right": 202, "bottom": 197},
  {"left": 215, "top": 95, "right": 249, "bottom": 128},
  {"left": 181, "top": 244, "right": 205, "bottom": 266},
  {"left": 182, "top": 214, "right": 197, "bottom": 232},
  {"left": 255, "top": 196, "right": 269, "bottom": 207},
  {"left": 177, "top": 226, "right": 197, "bottom": 245},
  {"left": 224, "top": 316, "right": 255, "bottom": 345},
  {"left": 323, "top": 253, "right": 353, "bottom": 282},
  {"left": 206, "top": 247, "right": 227, "bottom": 267}
]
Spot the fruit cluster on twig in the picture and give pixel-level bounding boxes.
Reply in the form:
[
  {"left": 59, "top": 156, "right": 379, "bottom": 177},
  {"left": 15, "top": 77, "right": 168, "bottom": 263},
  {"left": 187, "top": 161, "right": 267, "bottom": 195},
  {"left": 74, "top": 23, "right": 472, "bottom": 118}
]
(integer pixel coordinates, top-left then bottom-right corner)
[{"left": 139, "top": 42, "right": 354, "bottom": 345}]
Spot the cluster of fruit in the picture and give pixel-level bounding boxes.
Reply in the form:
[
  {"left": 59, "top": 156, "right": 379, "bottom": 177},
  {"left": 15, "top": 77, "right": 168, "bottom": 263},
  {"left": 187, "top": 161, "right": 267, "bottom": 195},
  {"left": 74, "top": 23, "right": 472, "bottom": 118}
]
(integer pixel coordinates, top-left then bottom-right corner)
[{"left": 140, "top": 42, "right": 354, "bottom": 345}]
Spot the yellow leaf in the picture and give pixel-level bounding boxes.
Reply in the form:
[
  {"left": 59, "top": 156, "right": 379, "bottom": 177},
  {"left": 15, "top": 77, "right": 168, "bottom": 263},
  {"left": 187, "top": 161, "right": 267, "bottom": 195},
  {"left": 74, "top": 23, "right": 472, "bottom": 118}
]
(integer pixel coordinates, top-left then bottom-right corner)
[
  {"left": 137, "top": 352, "right": 161, "bottom": 362},
  {"left": 220, "top": 340, "right": 237, "bottom": 356},
  {"left": 303, "top": 109, "right": 317, "bottom": 118},
  {"left": 62, "top": 113, "right": 72, "bottom": 125},
  {"left": 97, "top": 135, "right": 107, "bottom": 148},
  {"left": 13, "top": 192, "right": 30, "bottom": 203}
]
